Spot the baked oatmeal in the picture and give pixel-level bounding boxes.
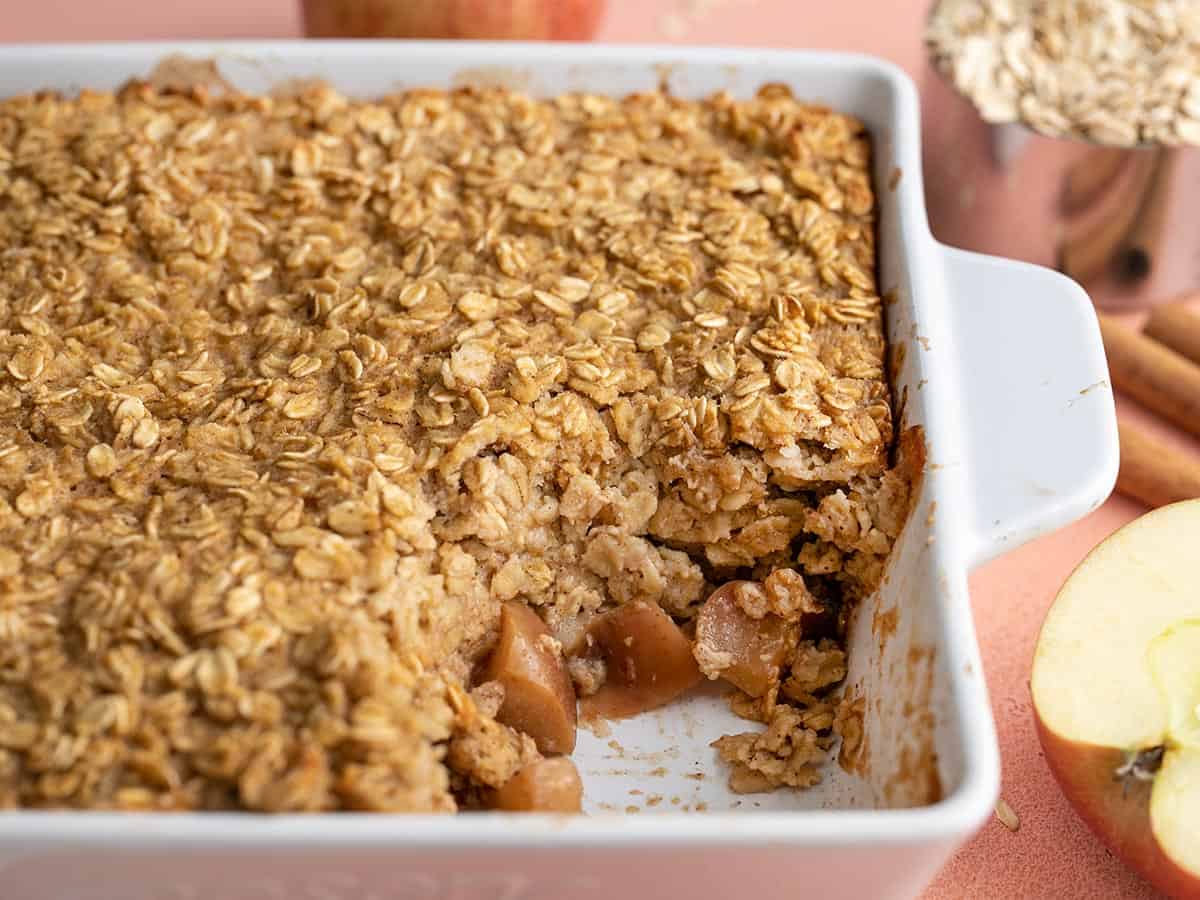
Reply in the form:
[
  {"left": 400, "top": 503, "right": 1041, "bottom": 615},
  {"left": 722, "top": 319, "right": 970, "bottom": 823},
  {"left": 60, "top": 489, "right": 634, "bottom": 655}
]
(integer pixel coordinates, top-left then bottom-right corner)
[{"left": 0, "top": 77, "right": 911, "bottom": 811}]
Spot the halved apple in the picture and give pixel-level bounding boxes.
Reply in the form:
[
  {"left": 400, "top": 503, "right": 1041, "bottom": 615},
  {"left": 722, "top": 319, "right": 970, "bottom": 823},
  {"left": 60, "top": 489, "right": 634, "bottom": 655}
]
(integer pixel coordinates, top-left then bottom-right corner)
[{"left": 1032, "top": 500, "right": 1200, "bottom": 899}]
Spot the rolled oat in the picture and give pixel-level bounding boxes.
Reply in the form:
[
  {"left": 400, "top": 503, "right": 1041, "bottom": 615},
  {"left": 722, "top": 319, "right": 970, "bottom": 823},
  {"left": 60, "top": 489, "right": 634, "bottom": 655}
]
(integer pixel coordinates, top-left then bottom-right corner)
[
  {"left": 0, "top": 79, "right": 907, "bottom": 810},
  {"left": 927, "top": 0, "right": 1200, "bottom": 146}
]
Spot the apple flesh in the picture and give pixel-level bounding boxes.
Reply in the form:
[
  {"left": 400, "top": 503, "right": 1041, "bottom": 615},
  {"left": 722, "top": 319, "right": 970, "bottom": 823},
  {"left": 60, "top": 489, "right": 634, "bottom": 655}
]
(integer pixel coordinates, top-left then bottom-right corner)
[
  {"left": 1032, "top": 500, "right": 1200, "bottom": 899},
  {"left": 1147, "top": 622, "right": 1200, "bottom": 883}
]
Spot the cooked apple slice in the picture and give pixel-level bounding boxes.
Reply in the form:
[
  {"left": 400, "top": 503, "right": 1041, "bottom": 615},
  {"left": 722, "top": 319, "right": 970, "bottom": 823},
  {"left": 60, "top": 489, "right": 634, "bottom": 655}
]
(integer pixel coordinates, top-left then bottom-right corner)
[
  {"left": 694, "top": 581, "right": 794, "bottom": 698},
  {"left": 491, "top": 757, "right": 583, "bottom": 813},
  {"left": 482, "top": 602, "right": 577, "bottom": 754},
  {"left": 1032, "top": 500, "right": 1200, "bottom": 898},
  {"left": 579, "top": 601, "right": 702, "bottom": 720}
]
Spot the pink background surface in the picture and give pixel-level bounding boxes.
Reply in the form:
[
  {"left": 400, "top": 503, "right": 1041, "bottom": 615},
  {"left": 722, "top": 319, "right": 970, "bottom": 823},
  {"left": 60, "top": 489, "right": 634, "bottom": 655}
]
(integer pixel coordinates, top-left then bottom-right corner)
[{"left": 5, "top": 2, "right": 1198, "bottom": 898}]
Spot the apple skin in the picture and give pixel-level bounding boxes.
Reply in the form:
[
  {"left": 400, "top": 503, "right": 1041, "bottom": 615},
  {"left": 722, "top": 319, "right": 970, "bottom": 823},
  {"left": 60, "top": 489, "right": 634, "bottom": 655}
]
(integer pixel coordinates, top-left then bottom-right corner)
[
  {"left": 301, "top": 0, "right": 607, "bottom": 41},
  {"left": 1035, "top": 716, "right": 1200, "bottom": 899}
]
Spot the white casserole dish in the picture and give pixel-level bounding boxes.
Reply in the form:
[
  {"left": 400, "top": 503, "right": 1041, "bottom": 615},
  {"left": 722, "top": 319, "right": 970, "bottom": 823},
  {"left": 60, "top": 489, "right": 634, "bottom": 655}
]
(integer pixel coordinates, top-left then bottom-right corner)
[{"left": 0, "top": 41, "right": 1118, "bottom": 900}]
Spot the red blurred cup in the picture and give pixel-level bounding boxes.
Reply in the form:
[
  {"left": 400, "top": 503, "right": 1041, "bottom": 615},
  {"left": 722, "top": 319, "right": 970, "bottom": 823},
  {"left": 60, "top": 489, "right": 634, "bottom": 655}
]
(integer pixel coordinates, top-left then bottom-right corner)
[{"left": 300, "top": 0, "right": 607, "bottom": 40}]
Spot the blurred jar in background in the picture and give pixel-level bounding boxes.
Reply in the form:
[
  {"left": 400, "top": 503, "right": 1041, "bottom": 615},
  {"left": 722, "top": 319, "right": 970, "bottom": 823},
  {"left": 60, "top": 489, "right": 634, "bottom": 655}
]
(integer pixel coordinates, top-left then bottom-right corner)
[
  {"left": 301, "top": 0, "right": 607, "bottom": 40},
  {"left": 921, "top": 64, "right": 1198, "bottom": 311}
]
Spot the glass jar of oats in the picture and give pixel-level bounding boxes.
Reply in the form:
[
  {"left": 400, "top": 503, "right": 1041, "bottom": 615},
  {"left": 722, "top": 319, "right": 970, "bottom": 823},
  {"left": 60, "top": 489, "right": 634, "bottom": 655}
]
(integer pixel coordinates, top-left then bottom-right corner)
[{"left": 923, "top": 0, "right": 1200, "bottom": 310}]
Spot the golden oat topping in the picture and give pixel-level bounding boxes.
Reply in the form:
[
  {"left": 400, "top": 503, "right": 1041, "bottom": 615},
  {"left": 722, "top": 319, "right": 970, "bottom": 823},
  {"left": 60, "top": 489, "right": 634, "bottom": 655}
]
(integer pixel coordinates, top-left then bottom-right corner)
[{"left": 0, "top": 78, "right": 906, "bottom": 811}]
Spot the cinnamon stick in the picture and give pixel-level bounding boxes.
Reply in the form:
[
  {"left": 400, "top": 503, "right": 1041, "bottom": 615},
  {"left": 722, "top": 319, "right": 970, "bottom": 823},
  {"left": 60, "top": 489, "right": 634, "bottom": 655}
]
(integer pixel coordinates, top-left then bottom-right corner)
[
  {"left": 1099, "top": 313, "right": 1200, "bottom": 439},
  {"left": 1117, "top": 422, "right": 1200, "bottom": 508},
  {"left": 1143, "top": 299, "right": 1200, "bottom": 367}
]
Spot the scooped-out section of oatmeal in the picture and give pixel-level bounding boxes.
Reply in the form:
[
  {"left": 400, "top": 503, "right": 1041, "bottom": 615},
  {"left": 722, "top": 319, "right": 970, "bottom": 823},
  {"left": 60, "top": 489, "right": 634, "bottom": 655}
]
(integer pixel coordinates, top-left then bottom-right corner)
[{"left": 0, "top": 77, "right": 910, "bottom": 811}]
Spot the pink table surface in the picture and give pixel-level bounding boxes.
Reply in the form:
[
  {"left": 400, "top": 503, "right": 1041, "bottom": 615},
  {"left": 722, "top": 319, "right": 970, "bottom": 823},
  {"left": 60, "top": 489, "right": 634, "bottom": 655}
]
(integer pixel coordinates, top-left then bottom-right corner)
[{"left": 6, "top": 2, "right": 1197, "bottom": 898}]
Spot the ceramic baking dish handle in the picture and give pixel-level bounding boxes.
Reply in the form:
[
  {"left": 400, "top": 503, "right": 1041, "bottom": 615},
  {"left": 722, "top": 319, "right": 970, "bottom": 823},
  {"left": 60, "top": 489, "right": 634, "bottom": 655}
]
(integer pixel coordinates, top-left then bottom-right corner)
[{"left": 940, "top": 245, "right": 1119, "bottom": 568}]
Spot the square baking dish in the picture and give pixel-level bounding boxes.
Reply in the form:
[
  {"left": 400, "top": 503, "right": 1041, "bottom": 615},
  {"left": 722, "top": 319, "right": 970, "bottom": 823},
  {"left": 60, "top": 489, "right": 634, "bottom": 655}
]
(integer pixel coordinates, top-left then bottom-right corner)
[{"left": 0, "top": 40, "right": 1118, "bottom": 900}]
